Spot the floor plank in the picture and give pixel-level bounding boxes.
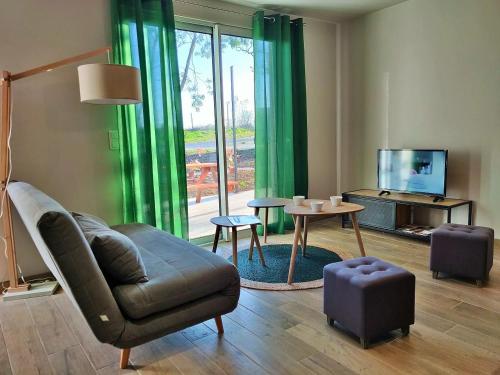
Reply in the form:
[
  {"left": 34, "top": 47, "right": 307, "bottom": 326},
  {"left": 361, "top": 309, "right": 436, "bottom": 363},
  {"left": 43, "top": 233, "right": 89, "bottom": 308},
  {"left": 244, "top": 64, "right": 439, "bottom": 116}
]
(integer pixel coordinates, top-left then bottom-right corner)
[
  {"left": 53, "top": 292, "right": 120, "bottom": 370},
  {"left": 26, "top": 296, "right": 78, "bottom": 355},
  {"left": 228, "top": 302, "right": 317, "bottom": 362},
  {"left": 446, "top": 324, "right": 500, "bottom": 356},
  {"left": 180, "top": 322, "right": 215, "bottom": 343},
  {"left": 0, "top": 321, "right": 13, "bottom": 375},
  {"left": 48, "top": 345, "right": 96, "bottom": 374},
  {"left": 287, "top": 323, "right": 403, "bottom": 374},
  {"left": 194, "top": 333, "right": 269, "bottom": 375},
  {"left": 168, "top": 346, "right": 227, "bottom": 374},
  {"left": 130, "top": 332, "right": 193, "bottom": 372},
  {"left": 300, "top": 351, "right": 357, "bottom": 375},
  {"left": 0, "top": 300, "right": 52, "bottom": 375},
  {"left": 205, "top": 316, "right": 316, "bottom": 375}
]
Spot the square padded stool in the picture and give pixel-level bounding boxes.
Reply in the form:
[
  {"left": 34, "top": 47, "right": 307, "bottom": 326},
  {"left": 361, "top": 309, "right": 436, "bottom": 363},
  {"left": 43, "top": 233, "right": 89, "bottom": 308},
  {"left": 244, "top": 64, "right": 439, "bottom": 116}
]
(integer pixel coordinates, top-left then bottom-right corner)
[
  {"left": 324, "top": 256, "right": 415, "bottom": 349},
  {"left": 431, "top": 223, "right": 494, "bottom": 287}
]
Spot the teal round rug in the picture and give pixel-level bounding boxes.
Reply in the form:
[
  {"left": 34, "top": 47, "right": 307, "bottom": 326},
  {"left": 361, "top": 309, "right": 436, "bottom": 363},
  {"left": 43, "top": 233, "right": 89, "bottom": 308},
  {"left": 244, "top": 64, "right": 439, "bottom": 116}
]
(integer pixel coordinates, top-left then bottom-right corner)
[{"left": 228, "top": 244, "right": 349, "bottom": 290}]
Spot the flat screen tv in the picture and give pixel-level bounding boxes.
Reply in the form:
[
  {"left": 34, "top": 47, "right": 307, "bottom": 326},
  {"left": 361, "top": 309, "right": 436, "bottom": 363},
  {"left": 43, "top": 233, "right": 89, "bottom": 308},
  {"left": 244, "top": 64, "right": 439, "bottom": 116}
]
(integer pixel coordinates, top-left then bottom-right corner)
[{"left": 378, "top": 149, "right": 448, "bottom": 197}]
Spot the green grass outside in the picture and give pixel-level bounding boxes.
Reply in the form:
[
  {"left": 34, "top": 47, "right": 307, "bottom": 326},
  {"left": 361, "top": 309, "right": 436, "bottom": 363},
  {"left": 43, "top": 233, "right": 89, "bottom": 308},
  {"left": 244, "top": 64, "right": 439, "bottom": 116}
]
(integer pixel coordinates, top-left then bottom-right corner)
[{"left": 184, "top": 128, "right": 254, "bottom": 144}]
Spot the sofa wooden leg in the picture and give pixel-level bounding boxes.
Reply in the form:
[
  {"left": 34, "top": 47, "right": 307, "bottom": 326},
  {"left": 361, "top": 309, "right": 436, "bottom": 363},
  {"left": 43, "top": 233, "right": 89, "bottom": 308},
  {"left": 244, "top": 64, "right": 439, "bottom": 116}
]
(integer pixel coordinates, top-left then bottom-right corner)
[
  {"left": 214, "top": 316, "right": 224, "bottom": 335},
  {"left": 476, "top": 279, "right": 484, "bottom": 287},
  {"left": 432, "top": 271, "right": 439, "bottom": 279},
  {"left": 120, "top": 348, "right": 131, "bottom": 369}
]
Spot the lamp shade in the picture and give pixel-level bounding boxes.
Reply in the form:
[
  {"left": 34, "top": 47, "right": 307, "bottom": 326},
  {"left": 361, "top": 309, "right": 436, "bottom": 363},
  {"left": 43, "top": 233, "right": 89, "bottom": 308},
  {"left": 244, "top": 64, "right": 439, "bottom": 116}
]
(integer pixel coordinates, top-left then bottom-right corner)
[{"left": 78, "top": 63, "right": 142, "bottom": 104}]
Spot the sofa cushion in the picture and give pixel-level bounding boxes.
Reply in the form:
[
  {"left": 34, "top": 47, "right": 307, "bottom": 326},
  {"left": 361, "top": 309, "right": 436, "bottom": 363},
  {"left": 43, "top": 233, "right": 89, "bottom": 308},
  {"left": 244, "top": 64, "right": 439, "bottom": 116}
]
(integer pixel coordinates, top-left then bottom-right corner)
[
  {"left": 73, "top": 213, "right": 148, "bottom": 284},
  {"left": 72, "top": 211, "right": 109, "bottom": 227},
  {"left": 111, "top": 223, "right": 240, "bottom": 320}
]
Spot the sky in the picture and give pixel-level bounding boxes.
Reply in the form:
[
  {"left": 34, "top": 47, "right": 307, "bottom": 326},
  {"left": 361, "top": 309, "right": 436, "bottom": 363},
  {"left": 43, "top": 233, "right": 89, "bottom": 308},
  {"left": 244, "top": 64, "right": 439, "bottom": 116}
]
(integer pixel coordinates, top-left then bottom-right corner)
[{"left": 175, "top": 30, "right": 255, "bottom": 130}]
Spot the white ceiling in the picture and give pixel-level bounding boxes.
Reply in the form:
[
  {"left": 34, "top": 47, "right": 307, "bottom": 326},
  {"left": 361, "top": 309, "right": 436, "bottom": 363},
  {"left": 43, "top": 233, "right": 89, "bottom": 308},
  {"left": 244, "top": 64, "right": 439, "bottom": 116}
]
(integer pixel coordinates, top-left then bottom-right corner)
[{"left": 220, "top": 0, "right": 407, "bottom": 21}]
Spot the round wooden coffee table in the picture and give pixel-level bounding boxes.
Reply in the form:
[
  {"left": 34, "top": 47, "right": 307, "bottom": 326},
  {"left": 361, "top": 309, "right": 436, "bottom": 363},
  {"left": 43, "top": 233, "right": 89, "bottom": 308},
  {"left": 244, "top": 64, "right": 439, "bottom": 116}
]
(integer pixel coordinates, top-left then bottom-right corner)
[
  {"left": 210, "top": 215, "right": 265, "bottom": 268},
  {"left": 284, "top": 200, "right": 365, "bottom": 284}
]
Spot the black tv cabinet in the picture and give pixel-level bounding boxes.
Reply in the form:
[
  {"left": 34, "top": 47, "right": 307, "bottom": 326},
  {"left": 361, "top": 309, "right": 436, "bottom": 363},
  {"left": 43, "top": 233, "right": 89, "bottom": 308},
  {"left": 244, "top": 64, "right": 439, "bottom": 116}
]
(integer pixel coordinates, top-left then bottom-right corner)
[{"left": 342, "top": 189, "right": 473, "bottom": 241}]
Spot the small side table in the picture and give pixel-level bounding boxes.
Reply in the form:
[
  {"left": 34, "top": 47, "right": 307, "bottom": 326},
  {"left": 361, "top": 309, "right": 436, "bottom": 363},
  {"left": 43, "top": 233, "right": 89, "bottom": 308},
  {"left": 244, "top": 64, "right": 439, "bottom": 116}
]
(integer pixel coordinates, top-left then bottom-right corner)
[
  {"left": 210, "top": 215, "right": 265, "bottom": 268},
  {"left": 247, "top": 198, "right": 290, "bottom": 243}
]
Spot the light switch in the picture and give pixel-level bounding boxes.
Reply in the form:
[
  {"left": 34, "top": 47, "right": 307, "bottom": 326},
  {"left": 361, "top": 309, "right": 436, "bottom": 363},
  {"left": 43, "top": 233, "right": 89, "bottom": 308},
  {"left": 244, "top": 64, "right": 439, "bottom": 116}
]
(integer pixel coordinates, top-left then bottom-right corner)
[{"left": 108, "top": 130, "right": 120, "bottom": 150}]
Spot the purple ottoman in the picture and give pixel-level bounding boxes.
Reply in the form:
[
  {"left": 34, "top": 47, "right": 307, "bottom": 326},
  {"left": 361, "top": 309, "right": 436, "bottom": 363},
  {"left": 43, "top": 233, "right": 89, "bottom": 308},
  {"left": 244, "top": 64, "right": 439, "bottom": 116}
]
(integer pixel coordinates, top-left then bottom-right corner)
[
  {"left": 324, "top": 256, "right": 415, "bottom": 349},
  {"left": 430, "top": 224, "right": 494, "bottom": 287}
]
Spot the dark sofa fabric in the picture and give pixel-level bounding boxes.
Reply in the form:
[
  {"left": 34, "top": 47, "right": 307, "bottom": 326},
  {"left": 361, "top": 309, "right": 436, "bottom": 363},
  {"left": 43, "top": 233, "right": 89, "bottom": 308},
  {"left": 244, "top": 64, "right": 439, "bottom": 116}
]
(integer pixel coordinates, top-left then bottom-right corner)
[
  {"left": 73, "top": 213, "right": 148, "bottom": 284},
  {"left": 112, "top": 223, "right": 240, "bottom": 320},
  {"left": 431, "top": 223, "right": 494, "bottom": 281},
  {"left": 8, "top": 181, "right": 240, "bottom": 349}
]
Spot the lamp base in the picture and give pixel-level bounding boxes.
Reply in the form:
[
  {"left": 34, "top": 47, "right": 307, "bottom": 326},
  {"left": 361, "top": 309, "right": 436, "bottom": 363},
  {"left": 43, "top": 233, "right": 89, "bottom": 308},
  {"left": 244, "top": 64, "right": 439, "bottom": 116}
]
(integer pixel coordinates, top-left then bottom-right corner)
[
  {"left": 3, "top": 281, "right": 59, "bottom": 301},
  {"left": 6, "top": 283, "right": 30, "bottom": 293}
]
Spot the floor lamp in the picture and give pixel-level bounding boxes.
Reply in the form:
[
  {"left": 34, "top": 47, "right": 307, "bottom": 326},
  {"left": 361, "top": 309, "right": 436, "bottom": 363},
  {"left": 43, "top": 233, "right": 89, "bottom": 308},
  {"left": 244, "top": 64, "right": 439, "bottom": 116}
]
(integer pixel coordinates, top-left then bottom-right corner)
[{"left": 1, "top": 47, "right": 141, "bottom": 299}]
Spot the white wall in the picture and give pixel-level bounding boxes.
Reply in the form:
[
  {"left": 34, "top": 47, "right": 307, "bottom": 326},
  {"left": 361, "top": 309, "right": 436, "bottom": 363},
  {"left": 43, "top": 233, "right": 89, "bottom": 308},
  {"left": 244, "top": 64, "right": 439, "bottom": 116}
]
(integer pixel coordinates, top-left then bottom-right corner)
[
  {"left": 303, "top": 20, "right": 337, "bottom": 199},
  {"left": 341, "top": 0, "right": 500, "bottom": 234},
  {"left": 0, "top": 0, "right": 122, "bottom": 279},
  {"left": 1, "top": 0, "right": 339, "bottom": 278}
]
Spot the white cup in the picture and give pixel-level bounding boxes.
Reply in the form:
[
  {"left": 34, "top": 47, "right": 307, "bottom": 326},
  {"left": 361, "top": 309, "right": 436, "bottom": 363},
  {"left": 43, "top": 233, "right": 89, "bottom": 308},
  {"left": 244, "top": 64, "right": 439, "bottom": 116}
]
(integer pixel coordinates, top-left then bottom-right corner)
[
  {"left": 330, "top": 195, "right": 343, "bottom": 207},
  {"left": 310, "top": 201, "right": 324, "bottom": 213},
  {"left": 293, "top": 195, "right": 305, "bottom": 206}
]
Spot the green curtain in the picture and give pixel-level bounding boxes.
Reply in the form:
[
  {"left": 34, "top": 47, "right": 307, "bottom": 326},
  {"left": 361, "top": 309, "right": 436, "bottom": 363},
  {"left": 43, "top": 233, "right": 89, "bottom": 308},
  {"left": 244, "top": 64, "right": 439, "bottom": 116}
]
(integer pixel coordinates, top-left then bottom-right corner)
[
  {"left": 253, "top": 11, "right": 308, "bottom": 234},
  {"left": 111, "top": 0, "right": 188, "bottom": 239}
]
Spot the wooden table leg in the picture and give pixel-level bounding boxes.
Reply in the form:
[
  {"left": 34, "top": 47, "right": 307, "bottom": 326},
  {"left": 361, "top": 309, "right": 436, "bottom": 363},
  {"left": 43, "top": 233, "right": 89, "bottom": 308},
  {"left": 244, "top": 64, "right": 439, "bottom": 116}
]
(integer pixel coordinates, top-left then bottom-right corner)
[
  {"left": 350, "top": 212, "right": 366, "bottom": 257},
  {"left": 212, "top": 225, "right": 221, "bottom": 253},
  {"left": 264, "top": 207, "right": 269, "bottom": 243},
  {"left": 231, "top": 227, "right": 238, "bottom": 267},
  {"left": 249, "top": 207, "right": 259, "bottom": 260},
  {"left": 292, "top": 215, "right": 305, "bottom": 250},
  {"left": 250, "top": 224, "right": 266, "bottom": 266},
  {"left": 302, "top": 216, "right": 308, "bottom": 257},
  {"left": 287, "top": 215, "right": 303, "bottom": 285}
]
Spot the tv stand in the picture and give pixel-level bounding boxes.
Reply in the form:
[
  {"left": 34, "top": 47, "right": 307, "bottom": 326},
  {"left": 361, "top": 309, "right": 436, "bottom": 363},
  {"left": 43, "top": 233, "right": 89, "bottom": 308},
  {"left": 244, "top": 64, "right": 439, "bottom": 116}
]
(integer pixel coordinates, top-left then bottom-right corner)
[
  {"left": 342, "top": 189, "right": 473, "bottom": 241},
  {"left": 378, "top": 190, "right": 391, "bottom": 196}
]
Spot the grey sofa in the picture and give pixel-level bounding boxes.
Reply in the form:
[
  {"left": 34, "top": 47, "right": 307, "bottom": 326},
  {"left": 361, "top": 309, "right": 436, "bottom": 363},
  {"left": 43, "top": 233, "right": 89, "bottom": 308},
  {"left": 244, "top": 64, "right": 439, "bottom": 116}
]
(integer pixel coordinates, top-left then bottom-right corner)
[{"left": 8, "top": 182, "right": 240, "bottom": 369}]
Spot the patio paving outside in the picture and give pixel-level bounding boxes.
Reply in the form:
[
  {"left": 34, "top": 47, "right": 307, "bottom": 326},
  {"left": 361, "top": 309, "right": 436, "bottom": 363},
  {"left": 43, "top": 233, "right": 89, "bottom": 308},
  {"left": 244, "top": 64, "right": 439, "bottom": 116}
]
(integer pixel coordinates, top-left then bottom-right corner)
[{"left": 188, "top": 189, "right": 255, "bottom": 239}]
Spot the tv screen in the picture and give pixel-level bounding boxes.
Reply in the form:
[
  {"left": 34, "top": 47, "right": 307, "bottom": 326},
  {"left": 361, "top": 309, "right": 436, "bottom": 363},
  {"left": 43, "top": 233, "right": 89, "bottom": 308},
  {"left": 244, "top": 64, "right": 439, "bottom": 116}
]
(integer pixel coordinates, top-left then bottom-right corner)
[{"left": 378, "top": 149, "right": 448, "bottom": 196}]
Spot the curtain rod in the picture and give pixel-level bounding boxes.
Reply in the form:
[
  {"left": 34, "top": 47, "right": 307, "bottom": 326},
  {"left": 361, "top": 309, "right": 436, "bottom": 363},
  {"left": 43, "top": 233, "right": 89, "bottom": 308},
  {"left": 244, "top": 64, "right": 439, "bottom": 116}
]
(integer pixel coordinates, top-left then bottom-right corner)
[{"left": 173, "top": 0, "right": 304, "bottom": 24}]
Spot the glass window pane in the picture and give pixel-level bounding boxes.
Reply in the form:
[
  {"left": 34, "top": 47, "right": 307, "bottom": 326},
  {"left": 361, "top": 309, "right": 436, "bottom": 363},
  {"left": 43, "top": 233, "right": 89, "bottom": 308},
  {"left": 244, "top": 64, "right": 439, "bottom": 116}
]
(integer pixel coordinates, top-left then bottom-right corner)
[
  {"left": 176, "top": 29, "right": 220, "bottom": 239},
  {"left": 221, "top": 35, "right": 255, "bottom": 215}
]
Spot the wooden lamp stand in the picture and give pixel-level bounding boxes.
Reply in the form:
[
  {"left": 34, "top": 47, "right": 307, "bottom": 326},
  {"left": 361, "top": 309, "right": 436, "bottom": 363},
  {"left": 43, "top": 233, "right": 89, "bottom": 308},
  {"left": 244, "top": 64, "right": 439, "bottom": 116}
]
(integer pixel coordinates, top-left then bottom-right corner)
[{"left": 0, "top": 47, "right": 115, "bottom": 298}]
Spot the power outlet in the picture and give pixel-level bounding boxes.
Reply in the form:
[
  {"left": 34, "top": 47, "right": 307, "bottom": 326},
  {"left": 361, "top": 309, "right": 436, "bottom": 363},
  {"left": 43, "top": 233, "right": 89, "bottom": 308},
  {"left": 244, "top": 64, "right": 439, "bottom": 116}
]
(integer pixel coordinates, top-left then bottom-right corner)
[{"left": 108, "top": 130, "right": 120, "bottom": 150}]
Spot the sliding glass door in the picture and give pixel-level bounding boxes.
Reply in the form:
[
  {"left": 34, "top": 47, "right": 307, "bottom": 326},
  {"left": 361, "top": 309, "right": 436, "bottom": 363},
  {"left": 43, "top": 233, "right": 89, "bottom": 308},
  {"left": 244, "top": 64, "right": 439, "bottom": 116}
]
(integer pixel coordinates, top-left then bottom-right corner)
[{"left": 176, "top": 20, "right": 255, "bottom": 240}]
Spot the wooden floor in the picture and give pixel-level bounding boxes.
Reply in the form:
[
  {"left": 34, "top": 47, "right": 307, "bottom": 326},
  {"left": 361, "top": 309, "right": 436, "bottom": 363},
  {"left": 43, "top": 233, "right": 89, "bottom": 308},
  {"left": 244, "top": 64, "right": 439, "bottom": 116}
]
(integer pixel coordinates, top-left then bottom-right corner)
[{"left": 1, "top": 219, "right": 500, "bottom": 374}]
